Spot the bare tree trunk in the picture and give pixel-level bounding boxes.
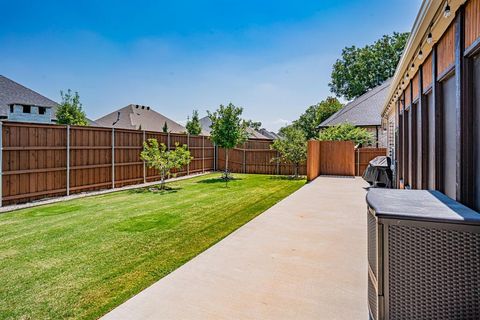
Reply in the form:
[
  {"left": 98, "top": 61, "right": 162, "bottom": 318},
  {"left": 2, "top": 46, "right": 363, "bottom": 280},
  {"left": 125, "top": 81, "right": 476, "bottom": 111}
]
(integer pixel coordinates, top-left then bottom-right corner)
[
  {"left": 160, "top": 171, "right": 165, "bottom": 189},
  {"left": 225, "top": 149, "right": 229, "bottom": 174},
  {"left": 295, "top": 163, "right": 298, "bottom": 178}
]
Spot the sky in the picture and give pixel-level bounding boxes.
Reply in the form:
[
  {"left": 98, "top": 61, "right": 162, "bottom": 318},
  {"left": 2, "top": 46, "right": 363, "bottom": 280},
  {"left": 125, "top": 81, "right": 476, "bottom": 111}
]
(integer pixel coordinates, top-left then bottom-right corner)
[{"left": 0, "top": 0, "right": 421, "bottom": 131}]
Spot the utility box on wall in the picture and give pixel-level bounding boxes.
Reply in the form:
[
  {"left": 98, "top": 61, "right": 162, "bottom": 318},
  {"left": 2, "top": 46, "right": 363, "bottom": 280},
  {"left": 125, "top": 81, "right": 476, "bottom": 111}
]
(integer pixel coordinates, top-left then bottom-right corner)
[{"left": 366, "top": 189, "right": 480, "bottom": 320}]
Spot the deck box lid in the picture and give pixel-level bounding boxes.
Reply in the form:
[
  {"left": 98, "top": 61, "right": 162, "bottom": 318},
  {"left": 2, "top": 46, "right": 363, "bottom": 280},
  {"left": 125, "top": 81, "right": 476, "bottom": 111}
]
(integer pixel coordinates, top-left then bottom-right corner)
[{"left": 366, "top": 189, "right": 480, "bottom": 224}]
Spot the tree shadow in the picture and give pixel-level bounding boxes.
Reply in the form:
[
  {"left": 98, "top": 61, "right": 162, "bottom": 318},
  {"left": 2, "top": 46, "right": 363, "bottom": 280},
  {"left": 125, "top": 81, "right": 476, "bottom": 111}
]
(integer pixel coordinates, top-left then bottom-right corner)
[
  {"left": 196, "top": 177, "right": 244, "bottom": 184},
  {"left": 268, "top": 175, "right": 305, "bottom": 181},
  {"left": 128, "top": 186, "right": 182, "bottom": 195}
]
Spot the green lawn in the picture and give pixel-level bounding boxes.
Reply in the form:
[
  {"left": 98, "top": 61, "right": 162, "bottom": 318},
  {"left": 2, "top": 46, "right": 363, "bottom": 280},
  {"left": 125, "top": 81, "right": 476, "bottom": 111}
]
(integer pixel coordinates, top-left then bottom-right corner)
[{"left": 0, "top": 173, "right": 305, "bottom": 320}]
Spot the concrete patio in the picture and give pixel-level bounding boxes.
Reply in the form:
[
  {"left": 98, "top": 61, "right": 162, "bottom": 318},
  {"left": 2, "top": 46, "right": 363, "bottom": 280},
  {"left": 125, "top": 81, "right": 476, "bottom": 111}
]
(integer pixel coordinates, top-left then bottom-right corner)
[{"left": 102, "top": 176, "right": 369, "bottom": 320}]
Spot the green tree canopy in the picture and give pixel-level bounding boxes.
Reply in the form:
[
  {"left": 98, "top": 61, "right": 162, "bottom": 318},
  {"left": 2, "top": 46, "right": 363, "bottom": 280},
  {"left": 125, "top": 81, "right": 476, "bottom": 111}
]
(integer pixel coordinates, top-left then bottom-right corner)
[
  {"left": 55, "top": 89, "right": 88, "bottom": 126},
  {"left": 162, "top": 121, "right": 169, "bottom": 133},
  {"left": 329, "top": 32, "right": 409, "bottom": 100},
  {"left": 186, "top": 110, "right": 202, "bottom": 135},
  {"left": 280, "top": 96, "right": 342, "bottom": 140},
  {"left": 271, "top": 126, "right": 307, "bottom": 178},
  {"left": 140, "top": 139, "right": 192, "bottom": 190},
  {"left": 207, "top": 103, "right": 248, "bottom": 174},
  {"left": 318, "top": 123, "right": 374, "bottom": 146}
]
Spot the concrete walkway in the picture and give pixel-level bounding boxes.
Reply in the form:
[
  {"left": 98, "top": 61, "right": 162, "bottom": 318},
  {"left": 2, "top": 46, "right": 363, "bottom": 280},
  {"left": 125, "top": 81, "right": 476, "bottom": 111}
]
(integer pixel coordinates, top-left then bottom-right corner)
[{"left": 102, "top": 177, "right": 369, "bottom": 320}]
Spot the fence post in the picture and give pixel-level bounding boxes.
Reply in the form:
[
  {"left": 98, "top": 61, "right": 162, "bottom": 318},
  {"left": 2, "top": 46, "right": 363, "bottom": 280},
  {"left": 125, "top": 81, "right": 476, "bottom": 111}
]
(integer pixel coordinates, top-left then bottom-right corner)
[
  {"left": 202, "top": 135, "right": 205, "bottom": 173},
  {"left": 276, "top": 151, "right": 280, "bottom": 175},
  {"left": 0, "top": 122, "right": 3, "bottom": 207},
  {"left": 143, "top": 130, "right": 146, "bottom": 183},
  {"left": 187, "top": 133, "right": 190, "bottom": 175},
  {"left": 66, "top": 125, "right": 70, "bottom": 196},
  {"left": 213, "top": 143, "right": 217, "bottom": 171},
  {"left": 112, "top": 128, "right": 115, "bottom": 189},
  {"left": 243, "top": 143, "right": 246, "bottom": 173},
  {"left": 167, "top": 132, "right": 170, "bottom": 149},
  {"left": 356, "top": 148, "right": 360, "bottom": 176}
]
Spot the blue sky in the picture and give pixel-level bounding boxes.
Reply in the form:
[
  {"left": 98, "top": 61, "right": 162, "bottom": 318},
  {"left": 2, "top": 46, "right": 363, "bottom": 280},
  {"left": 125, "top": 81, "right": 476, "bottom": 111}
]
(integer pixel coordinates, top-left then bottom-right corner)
[{"left": 0, "top": 0, "right": 421, "bottom": 131}]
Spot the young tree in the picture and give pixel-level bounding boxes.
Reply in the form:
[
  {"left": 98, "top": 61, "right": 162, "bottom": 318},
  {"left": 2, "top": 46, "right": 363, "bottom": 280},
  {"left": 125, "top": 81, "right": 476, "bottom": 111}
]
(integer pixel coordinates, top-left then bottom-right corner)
[
  {"left": 271, "top": 126, "right": 307, "bottom": 178},
  {"left": 280, "top": 97, "right": 342, "bottom": 139},
  {"left": 318, "top": 123, "right": 374, "bottom": 146},
  {"left": 329, "top": 32, "right": 409, "bottom": 100},
  {"left": 140, "top": 139, "right": 192, "bottom": 190},
  {"left": 186, "top": 110, "right": 202, "bottom": 135},
  {"left": 56, "top": 89, "right": 88, "bottom": 125},
  {"left": 207, "top": 103, "right": 248, "bottom": 176},
  {"left": 162, "top": 121, "right": 169, "bottom": 133}
]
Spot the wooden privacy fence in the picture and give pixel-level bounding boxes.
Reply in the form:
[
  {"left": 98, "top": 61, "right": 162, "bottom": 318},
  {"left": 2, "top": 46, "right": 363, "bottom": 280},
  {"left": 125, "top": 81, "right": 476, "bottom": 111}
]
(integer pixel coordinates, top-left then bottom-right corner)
[
  {"left": 1, "top": 122, "right": 215, "bottom": 205},
  {"left": 307, "top": 140, "right": 356, "bottom": 180},
  {"left": 307, "top": 141, "right": 387, "bottom": 180},
  {"left": 217, "top": 139, "right": 307, "bottom": 175},
  {"left": 355, "top": 148, "right": 387, "bottom": 176}
]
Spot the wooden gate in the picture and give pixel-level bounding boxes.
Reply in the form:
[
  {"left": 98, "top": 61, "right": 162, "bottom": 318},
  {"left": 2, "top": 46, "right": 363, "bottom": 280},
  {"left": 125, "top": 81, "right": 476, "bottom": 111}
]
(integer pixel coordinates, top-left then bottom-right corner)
[{"left": 307, "top": 140, "right": 355, "bottom": 180}]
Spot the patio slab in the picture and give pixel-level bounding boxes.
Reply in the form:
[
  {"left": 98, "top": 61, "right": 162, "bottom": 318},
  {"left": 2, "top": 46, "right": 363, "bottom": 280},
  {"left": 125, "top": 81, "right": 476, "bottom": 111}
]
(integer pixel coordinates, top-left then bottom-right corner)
[{"left": 102, "top": 176, "right": 369, "bottom": 320}]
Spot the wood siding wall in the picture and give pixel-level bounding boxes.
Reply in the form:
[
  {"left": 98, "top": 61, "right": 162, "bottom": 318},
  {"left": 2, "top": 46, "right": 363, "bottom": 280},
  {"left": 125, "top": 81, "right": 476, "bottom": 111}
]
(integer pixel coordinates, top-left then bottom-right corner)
[
  {"left": 465, "top": 0, "right": 480, "bottom": 49},
  {"left": 437, "top": 22, "right": 456, "bottom": 77},
  {"left": 405, "top": 83, "right": 411, "bottom": 106},
  {"left": 423, "top": 53, "right": 433, "bottom": 92},
  {"left": 412, "top": 72, "right": 420, "bottom": 100}
]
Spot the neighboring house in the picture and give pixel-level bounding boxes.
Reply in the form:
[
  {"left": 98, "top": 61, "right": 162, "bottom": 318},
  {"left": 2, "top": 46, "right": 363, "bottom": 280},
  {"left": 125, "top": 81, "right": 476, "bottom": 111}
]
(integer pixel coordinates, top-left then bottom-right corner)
[
  {"left": 96, "top": 104, "right": 186, "bottom": 133},
  {"left": 258, "top": 128, "right": 280, "bottom": 140},
  {"left": 319, "top": 79, "right": 391, "bottom": 147},
  {"left": 0, "top": 75, "right": 58, "bottom": 123},
  {"left": 199, "top": 116, "right": 272, "bottom": 139}
]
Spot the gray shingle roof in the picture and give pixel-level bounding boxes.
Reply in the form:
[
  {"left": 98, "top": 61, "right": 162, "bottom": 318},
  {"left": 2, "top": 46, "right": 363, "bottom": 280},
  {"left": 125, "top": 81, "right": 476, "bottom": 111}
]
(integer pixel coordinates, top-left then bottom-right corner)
[
  {"left": 0, "top": 75, "right": 58, "bottom": 117},
  {"left": 95, "top": 104, "right": 186, "bottom": 133},
  {"left": 199, "top": 116, "right": 271, "bottom": 139},
  {"left": 319, "top": 79, "right": 391, "bottom": 127}
]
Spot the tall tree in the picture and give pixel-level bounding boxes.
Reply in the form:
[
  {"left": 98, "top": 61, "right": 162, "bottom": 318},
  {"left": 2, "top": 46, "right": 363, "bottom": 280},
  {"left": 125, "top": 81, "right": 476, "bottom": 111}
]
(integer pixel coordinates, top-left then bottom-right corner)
[
  {"left": 207, "top": 103, "right": 248, "bottom": 176},
  {"left": 329, "top": 32, "right": 409, "bottom": 100},
  {"left": 271, "top": 126, "right": 307, "bottom": 178},
  {"left": 56, "top": 89, "right": 88, "bottom": 126},
  {"left": 186, "top": 110, "right": 202, "bottom": 135},
  {"left": 162, "top": 121, "right": 169, "bottom": 133},
  {"left": 280, "top": 97, "right": 342, "bottom": 140},
  {"left": 140, "top": 139, "right": 192, "bottom": 190}
]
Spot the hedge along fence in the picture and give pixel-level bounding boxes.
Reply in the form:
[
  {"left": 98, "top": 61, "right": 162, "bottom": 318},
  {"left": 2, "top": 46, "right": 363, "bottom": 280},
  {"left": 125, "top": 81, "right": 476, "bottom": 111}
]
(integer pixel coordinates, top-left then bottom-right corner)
[
  {"left": 217, "top": 139, "right": 307, "bottom": 176},
  {"left": 1, "top": 121, "right": 215, "bottom": 206}
]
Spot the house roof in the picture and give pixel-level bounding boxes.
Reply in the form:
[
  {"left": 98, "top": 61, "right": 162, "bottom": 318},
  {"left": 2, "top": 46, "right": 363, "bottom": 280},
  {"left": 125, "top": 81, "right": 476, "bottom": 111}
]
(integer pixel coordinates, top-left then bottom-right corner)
[
  {"left": 199, "top": 116, "right": 271, "bottom": 139},
  {"left": 319, "top": 79, "right": 391, "bottom": 127},
  {"left": 95, "top": 104, "right": 186, "bottom": 133},
  {"left": 258, "top": 128, "right": 280, "bottom": 140},
  {"left": 0, "top": 75, "right": 58, "bottom": 117}
]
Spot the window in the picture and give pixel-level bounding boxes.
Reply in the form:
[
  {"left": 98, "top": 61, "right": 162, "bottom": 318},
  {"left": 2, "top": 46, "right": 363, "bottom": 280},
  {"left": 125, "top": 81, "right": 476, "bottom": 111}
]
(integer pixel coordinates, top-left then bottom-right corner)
[
  {"left": 473, "top": 54, "right": 480, "bottom": 211},
  {"left": 23, "top": 105, "right": 31, "bottom": 113},
  {"left": 427, "top": 92, "right": 435, "bottom": 190},
  {"left": 441, "top": 73, "right": 456, "bottom": 199},
  {"left": 9, "top": 105, "right": 13, "bottom": 113},
  {"left": 39, "top": 107, "right": 46, "bottom": 115}
]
